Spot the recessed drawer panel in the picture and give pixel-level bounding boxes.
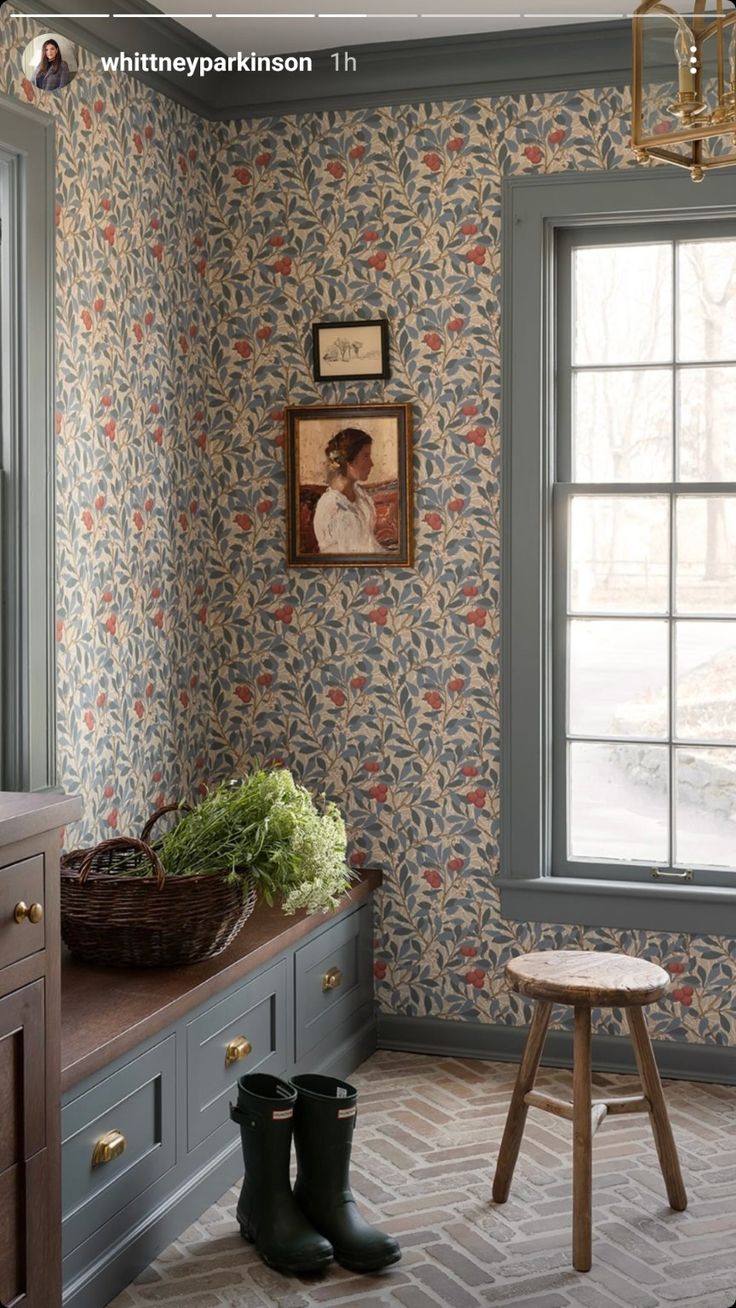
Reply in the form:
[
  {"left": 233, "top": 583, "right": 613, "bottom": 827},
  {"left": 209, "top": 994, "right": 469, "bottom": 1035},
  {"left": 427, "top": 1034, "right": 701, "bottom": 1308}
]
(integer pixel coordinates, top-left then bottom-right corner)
[
  {"left": 295, "top": 906, "right": 372, "bottom": 1062},
  {"left": 186, "top": 959, "right": 287, "bottom": 1152},
  {"left": 61, "top": 1036, "right": 176, "bottom": 1257},
  {"left": 0, "top": 856, "right": 46, "bottom": 970}
]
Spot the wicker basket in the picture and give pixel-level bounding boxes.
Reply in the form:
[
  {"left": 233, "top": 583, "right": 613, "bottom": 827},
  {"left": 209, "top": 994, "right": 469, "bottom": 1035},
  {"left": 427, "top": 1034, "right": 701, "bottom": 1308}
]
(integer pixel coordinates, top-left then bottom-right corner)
[{"left": 60, "top": 807, "right": 257, "bottom": 968}]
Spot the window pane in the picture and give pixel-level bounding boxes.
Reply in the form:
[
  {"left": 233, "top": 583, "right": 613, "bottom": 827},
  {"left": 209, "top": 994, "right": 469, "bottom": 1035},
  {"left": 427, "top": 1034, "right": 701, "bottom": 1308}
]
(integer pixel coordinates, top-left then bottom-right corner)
[
  {"left": 569, "top": 619, "right": 668, "bottom": 738},
  {"left": 678, "top": 366, "right": 736, "bottom": 481},
  {"left": 569, "top": 741, "right": 669, "bottom": 862},
  {"left": 678, "top": 239, "right": 736, "bottom": 363},
  {"left": 675, "top": 496, "right": 736, "bottom": 614},
  {"left": 675, "top": 620, "right": 736, "bottom": 742},
  {"left": 675, "top": 747, "right": 736, "bottom": 870},
  {"left": 569, "top": 495, "right": 669, "bottom": 614},
  {"left": 573, "top": 244, "right": 672, "bottom": 366},
  {"left": 573, "top": 369, "right": 672, "bottom": 482}
]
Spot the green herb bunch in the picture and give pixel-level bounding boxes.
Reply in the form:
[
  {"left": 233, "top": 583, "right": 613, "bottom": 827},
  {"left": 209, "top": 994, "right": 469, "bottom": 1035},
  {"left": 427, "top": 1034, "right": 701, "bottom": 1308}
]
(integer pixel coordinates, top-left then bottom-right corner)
[{"left": 156, "top": 769, "right": 353, "bottom": 914}]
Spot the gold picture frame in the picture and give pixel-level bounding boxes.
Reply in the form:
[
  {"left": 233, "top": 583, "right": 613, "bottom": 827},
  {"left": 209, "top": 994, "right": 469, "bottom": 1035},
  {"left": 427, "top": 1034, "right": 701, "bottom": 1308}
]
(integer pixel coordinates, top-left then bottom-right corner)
[{"left": 284, "top": 403, "right": 414, "bottom": 567}]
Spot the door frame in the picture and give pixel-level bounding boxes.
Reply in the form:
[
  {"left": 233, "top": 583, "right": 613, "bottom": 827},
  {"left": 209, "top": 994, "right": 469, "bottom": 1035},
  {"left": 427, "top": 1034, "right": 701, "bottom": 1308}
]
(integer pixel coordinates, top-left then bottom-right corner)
[{"left": 0, "top": 94, "right": 56, "bottom": 791}]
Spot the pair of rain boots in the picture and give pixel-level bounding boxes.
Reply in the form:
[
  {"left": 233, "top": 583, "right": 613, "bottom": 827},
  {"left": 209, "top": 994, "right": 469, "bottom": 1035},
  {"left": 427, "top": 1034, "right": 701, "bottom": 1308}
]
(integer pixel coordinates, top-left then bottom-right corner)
[{"left": 230, "top": 1071, "right": 401, "bottom": 1276}]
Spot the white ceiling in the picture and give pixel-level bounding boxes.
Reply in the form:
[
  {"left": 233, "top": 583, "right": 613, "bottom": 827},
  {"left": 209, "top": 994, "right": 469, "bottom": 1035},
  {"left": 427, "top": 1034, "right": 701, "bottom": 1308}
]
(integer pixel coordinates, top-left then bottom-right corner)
[{"left": 147, "top": 0, "right": 628, "bottom": 57}]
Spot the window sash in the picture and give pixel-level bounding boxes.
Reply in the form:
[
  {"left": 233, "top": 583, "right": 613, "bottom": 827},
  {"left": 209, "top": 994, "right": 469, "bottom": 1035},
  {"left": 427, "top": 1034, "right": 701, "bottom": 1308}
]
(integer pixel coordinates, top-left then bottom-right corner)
[{"left": 553, "top": 222, "right": 736, "bottom": 889}]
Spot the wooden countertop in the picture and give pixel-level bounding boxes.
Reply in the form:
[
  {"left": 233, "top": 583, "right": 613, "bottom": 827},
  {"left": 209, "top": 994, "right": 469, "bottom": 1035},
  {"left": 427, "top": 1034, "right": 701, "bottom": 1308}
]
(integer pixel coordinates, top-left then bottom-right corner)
[
  {"left": 61, "top": 868, "right": 381, "bottom": 1093},
  {"left": 0, "top": 790, "right": 82, "bottom": 847}
]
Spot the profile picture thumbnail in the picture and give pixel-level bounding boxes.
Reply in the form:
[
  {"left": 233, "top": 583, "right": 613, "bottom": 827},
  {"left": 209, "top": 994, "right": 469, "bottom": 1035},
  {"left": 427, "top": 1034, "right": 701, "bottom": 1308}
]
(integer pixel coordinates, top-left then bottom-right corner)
[{"left": 22, "top": 34, "right": 77, "bottom": 92}]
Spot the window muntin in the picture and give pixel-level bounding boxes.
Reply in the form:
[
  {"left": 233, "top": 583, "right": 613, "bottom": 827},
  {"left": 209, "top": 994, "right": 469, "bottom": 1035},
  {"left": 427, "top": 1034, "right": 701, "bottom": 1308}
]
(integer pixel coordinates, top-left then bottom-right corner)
[{"left": 555, "top": 227, "right": 736, "bottom": 882}]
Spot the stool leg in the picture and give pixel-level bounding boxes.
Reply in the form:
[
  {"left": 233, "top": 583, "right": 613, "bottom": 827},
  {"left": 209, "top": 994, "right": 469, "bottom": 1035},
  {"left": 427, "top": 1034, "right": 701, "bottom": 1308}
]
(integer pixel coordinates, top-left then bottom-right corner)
[
  {"left": 572, "top": 1006, "right": 593, "bottom": 1272},
  {"left": 492, "top": 999, "right": 551, "bottom": 1203},
  {"left": 627, "top": 1006, "right": 687, "bottom": 1212}
]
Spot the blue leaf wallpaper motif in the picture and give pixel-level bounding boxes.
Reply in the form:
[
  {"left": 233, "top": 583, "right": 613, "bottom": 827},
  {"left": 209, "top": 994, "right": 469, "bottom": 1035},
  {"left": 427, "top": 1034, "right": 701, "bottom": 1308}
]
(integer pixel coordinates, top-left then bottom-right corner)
[
  {"left": 2, "top": 7, "right": 734, "bottom": 1045},
  {"left": 2, "top": 11, "right": 216, "bottom": 838}
]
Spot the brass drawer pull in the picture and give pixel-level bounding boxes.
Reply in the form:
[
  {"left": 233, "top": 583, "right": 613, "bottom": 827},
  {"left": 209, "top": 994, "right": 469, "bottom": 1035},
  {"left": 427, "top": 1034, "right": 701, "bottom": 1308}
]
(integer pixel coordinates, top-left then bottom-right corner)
[
  {"left": 225, "top": 1036, "right": 252, "bottom": 1068},
  {"left": 14, "top": 901, "right": 44, "bottom": 925},
  {"left": 322, "top": 966, "right": 343, "bottom": 992},
  {"left": 91, "top": 1130, "right": 126, "bottom": 1168}
]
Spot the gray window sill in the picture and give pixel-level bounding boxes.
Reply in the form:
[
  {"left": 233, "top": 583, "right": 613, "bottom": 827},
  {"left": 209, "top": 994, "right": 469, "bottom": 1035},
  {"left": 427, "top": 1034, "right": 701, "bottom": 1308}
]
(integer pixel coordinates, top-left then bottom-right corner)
[{"left": 497, "top": 877, "right": 736, "bottom": 937}]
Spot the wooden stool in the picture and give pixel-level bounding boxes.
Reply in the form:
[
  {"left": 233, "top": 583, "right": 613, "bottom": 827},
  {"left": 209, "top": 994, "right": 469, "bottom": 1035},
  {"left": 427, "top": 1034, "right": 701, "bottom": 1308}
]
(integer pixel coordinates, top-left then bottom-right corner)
[{"left": 492, "top": 950, "right": 687, "bottom": 1272}]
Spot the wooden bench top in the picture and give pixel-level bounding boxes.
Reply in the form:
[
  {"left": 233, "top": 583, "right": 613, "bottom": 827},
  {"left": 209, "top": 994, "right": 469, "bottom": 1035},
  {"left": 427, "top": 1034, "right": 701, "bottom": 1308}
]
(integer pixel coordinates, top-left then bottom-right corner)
[
  {"left": 61, "top": 868, "right": 381, "bottom": 1092},
  {"left": 506, "top": 949, "right": 670, "bottom": 1007}
]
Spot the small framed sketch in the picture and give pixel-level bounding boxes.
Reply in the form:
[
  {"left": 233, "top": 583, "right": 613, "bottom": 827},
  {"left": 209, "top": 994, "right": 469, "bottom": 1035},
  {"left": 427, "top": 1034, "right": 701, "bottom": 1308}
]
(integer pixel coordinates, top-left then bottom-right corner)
[
  {"left": 285, "top": 402, "right": 413, "bottom": 568},
  {"left": 312, "top": 319, "right": 390, "bottom": 382}
]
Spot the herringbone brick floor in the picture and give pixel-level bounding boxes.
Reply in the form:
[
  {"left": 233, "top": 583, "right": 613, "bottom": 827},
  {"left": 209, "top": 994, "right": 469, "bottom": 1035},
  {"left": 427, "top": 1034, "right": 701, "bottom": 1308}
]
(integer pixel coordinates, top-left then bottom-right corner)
[{"left": 110, "top": 1051, "right": 736, "bottom": 1308}]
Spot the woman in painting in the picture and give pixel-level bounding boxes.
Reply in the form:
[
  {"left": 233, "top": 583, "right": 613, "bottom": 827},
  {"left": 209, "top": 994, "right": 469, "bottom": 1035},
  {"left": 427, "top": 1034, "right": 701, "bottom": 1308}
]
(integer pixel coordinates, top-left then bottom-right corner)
[
  {"left": 34, "top": 38, "right": 72, "bottom": 91},
  {"left": 312, "top": 427, "right": 383, "bottom": 553}
]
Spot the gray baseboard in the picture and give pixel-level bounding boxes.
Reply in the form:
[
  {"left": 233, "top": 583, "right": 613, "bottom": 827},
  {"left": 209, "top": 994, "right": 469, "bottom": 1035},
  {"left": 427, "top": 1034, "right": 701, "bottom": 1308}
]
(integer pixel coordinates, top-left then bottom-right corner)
[
  {"left": 377, "top": 1013, "right": 736, "bottom": 1086},
  {"left": 304, "top": 1013, "right": 378, "bottom": 1082}
]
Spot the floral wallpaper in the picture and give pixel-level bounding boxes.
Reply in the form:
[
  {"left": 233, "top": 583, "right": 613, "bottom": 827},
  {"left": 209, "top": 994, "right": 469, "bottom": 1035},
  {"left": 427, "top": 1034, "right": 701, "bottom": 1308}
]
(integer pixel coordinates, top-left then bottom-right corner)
[
  {"left": 204, "top": 96, "right": 735, "bottom": 1046},
  {"left": 1, "top": 9, "right": 216, "bottom": 838},
  {"left": 2, "top": 5, "right": 734, "bottom": 1045}
]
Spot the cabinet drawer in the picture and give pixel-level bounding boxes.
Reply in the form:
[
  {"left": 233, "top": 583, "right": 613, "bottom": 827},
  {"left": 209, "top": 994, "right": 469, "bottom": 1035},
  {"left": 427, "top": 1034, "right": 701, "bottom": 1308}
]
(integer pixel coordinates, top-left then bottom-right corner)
[
  {"left": 0, "top": 856, "right": 45, "bottom": 969},
  {"left": 294, "top": 906, "right": 372, "bottom": 1062},
  {"left": 61, "top": 1036, "right": 175, "bottom": 1256},
  {"left": 186, "top": 959, "right": 287, "bottom": 1152}
]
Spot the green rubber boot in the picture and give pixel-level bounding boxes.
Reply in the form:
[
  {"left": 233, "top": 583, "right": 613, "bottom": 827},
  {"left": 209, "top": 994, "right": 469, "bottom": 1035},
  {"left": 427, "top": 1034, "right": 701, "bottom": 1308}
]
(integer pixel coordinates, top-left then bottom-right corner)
[
  {"left": 230, "top": 1073, "right": 333, "bottom": 1274},
  {"left": 291, "top": 1073, "right": 402, "bottom": 1273}
]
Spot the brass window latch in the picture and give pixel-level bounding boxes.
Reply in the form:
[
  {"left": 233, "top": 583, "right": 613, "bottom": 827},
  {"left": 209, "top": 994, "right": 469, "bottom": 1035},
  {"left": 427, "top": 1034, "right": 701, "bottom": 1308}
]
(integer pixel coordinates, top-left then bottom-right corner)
[{"left": 650, "top": 868, "right": 693, "bottom": 882}]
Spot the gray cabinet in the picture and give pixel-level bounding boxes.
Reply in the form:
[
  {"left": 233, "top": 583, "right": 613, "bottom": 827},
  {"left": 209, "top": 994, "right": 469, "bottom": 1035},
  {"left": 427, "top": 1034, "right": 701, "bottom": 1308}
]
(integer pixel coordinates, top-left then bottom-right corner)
[{"left": 61, "top": 893, "right": 377, "bottom": 1308}]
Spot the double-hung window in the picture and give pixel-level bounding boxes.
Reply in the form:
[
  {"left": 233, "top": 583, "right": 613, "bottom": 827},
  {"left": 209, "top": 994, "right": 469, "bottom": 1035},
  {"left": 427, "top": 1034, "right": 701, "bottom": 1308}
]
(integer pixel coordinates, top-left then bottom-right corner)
[{"left": 500, "top": 172, "right": 736, "bottom": 936}]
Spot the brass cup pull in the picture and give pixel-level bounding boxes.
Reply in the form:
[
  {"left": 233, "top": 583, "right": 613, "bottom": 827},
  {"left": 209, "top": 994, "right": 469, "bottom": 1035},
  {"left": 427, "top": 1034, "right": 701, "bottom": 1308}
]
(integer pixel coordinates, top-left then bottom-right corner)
[
  {"left": 322, "top": 966, "right": 343, "bottom": 992},
  {"left": 14, "top": 901, "right": 44, "bottom": 925},
  {"left": 225, "top": 1036, "right": 252, "bottom": 1068},
  {"left": 91, "top": 1130, "right": 126, "bottom": 1168}
]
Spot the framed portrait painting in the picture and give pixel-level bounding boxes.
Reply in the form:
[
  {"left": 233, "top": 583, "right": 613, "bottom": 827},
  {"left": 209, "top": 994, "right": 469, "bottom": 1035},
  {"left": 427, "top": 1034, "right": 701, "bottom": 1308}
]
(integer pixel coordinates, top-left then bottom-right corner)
[
  {"left": 284, "top": 403, "right": 413, "bottom": 567},
  {"left": 312, "top": 319, "right": 390, "bottom": 382}
]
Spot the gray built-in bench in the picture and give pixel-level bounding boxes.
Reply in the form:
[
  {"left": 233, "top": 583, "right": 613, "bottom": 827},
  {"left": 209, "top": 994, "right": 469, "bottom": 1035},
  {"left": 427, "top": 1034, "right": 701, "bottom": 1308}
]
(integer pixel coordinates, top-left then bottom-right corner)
[{"left": 60, "top": 869, "right": 380, "bottom": 1308}]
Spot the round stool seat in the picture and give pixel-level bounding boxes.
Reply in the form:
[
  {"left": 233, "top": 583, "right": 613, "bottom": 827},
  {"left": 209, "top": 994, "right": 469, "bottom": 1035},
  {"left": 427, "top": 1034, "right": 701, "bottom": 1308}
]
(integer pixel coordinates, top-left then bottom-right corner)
[{"left": 506, "top": 949, "right": 670, "bottom": 1007}]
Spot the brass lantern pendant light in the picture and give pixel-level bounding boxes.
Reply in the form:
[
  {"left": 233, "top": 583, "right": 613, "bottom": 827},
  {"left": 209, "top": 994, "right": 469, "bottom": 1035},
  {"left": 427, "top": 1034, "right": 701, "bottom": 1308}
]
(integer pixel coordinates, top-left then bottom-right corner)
[{"left": 632, "top": 0, "right": 736, "bottom": 180}]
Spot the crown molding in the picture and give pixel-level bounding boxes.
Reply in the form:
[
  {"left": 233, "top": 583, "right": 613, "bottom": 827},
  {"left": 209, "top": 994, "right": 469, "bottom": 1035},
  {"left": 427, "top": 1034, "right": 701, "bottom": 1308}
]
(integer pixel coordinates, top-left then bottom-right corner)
[{"left": 7, "top": 5, "right": 669, "bottom": 123}]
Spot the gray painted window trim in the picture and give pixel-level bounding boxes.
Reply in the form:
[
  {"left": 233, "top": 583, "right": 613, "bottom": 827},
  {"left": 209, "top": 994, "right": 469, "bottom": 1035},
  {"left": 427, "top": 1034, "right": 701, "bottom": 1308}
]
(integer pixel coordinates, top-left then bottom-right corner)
[
  {"left": 0, "top": 96, "right": 56, "bottom": 791},
  {"left": 499, "top": 168, "right": 736, "bottom": 937}
]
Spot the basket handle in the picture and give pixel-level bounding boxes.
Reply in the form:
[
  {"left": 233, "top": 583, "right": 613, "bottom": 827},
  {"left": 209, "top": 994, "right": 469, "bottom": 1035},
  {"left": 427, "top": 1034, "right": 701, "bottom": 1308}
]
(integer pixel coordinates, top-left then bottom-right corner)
[
  {"left": 78, "top": 837, "right": 166, "bottom": 890},
  {"left": 139, "top": 803, "right": 192, "bottom": 845}
]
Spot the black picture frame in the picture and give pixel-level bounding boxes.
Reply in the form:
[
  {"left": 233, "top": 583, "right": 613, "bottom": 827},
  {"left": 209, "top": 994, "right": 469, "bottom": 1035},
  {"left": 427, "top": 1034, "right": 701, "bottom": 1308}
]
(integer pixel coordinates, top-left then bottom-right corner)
[
  {"left": 284, "top": 402, "right": 414, "bottom": 567},
  {"left": 312, "top": 318, "right": 390, "bottom": 383}
]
